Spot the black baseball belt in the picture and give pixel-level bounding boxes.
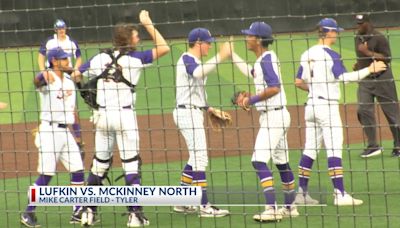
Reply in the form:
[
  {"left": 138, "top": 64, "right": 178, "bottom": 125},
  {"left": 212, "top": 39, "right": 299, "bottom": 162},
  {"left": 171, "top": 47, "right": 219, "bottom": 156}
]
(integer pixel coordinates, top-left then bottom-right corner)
[
  {"left": 177, "top": 105, "right": 208, "bottom": 111},
  {"left": 43, "top": 121, "right": 67, "bottom": 128}
]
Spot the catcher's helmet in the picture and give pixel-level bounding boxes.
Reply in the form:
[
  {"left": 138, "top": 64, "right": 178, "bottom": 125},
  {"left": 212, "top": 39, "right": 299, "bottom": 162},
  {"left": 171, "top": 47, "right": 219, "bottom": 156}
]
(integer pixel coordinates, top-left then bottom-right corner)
[{"left": 54, "top": 19, "right": 66, "bottom": 29}]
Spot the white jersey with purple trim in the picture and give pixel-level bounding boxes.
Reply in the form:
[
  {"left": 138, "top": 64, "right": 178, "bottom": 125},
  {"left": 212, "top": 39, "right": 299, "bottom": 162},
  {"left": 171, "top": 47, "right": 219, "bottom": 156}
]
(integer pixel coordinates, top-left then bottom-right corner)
[
  {"left": 175, "top": 52, "right": 207, "bottom": 107},
  {"left": 39, "top": 34, "right": 81, "bottom": 68},
  {"left": 296, "top": 44, "right": 347, "bottom": 102},
  {"left": 39, "top": 72, "right": 76, "bottom": 124},
  {"left": 250, "top": 50, "right": 291, "bottom": 164},
  {"left": 252, "top": 50, "right": 287, "bottom": 111},
  {"left": 80, "top": 50, "right": 153, "bottom": 108}
]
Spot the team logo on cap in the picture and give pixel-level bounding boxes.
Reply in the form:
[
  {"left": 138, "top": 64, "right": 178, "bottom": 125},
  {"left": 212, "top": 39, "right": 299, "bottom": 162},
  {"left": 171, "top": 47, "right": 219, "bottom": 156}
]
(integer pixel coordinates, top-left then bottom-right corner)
[{"left": 356, "top": 15, "right": 363, "bottom": 20}]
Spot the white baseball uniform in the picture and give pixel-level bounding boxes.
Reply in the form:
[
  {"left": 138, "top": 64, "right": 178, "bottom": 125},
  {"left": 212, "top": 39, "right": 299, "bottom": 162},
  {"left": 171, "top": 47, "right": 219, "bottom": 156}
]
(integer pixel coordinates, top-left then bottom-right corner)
[
  {"left": 39, "top": 34, "right": 81, "bottom": 68},
  {"left": 296, "top": 44, "right": 346, "bottom": 159},
  {"left": 173, "top": 52, "right": 209, "bottom": 171},
  {"left": 80, "top": 50, "right": 153, "bottom": 176},
  {"left": 250, "top": 50, "right": 291, "bottom": 164},
  {"left": 35, "top": 72, "right": 83, "bottom": 175}
]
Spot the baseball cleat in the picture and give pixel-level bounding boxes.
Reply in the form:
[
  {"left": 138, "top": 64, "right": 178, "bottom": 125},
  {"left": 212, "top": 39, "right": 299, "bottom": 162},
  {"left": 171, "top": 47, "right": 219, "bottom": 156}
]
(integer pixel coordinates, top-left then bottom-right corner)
[
  {"left": 173, "top": 206, "right": 198, "bottom": 214},
  {"left": 294, "top": 189, "right": 319, "bottom": 205},
  {"left": 278, "top": 206, "right": 299, "bottom": 218},
  {"left": 70, "top": 207, "right": 83, "bottom": 224},
  {"left": 81, "top": 207, "right": 99, "bottom": 226},
  {"left": 20, "top": 212, "right": 41, "bottom": 228},
  {"left": 392, "top": 148, "right": 400, "bottom": 157},
  {"left": 360, "top": 147, "right": 383, "bottom": 158},
  {"left": 199, "top": 204, "right": 229, "bottom": 217},
  {"left": 253, "top": 206, "right": 283, "bottom": 222},
  {"left": 127, "top": 209, "right": 150, "bottom": 227},
  {"left": 333, "top": 189, "right": 363, "bottom": 206}
]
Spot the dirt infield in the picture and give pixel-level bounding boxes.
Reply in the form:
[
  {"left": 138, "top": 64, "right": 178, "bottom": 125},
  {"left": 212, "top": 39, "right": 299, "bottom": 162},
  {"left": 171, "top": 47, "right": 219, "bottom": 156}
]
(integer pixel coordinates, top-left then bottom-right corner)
[{"left": 0, "top": 104, "right": 394, "bottom": 179}]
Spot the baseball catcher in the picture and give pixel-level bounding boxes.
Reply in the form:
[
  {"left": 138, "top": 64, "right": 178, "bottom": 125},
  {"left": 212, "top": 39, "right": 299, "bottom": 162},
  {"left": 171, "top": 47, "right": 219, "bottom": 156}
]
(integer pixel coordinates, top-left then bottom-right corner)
[
  {"left": 207, "top": 107, "right": 233, "bottom": 131},
  {"left": 231, "top": 91, "right": 251, "bottom": 111}
]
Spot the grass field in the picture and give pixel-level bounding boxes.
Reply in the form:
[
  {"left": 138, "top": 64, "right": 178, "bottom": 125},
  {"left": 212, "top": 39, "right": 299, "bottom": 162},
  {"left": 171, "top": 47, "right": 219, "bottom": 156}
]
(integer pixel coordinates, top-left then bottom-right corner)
[
  {"left": 2, "top": 30, "right": 400, "bottom": 124},
  {"left": 2, "top": 30, "right": 400, "bottom": 227},
  {"left": 1, "top": 141, "right": 400, "bottom": 228}
]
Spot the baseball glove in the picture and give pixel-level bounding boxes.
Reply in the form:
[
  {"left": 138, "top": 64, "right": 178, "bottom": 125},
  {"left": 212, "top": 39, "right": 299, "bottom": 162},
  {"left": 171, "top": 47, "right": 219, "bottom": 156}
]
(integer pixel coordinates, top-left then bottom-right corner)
[
  {"left": 31, "top": 127, "right": 38, "bottom": 138},
  {"left": 231, "top": 91, "right": 251, "bottom": 111},
  {"left": 208, "top": 108, "right": 233, "bottom": 132}
]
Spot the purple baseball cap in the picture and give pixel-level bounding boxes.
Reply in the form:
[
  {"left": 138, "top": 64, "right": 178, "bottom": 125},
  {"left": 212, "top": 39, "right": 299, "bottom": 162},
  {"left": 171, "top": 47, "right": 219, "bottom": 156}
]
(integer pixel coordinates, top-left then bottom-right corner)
[
  {"left": 241, "top": 22, "right": 272, "bottom": 38},
  {"left": 47, "top": 47, "right": 71, "bottom": 60},
  {"left": 318, "top": 18, "right": 344, "bottom": 32},
  {"left": 188, "top": 28, "right": 215, "bottom": 43},
  {"left": 54, "top": 19, "right": 67, "bottom": 29}
]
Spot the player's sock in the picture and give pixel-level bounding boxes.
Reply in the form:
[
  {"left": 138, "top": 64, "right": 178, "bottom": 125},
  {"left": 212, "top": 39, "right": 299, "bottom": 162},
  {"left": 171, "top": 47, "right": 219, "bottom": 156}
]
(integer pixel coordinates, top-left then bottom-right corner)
[
  {"left": 72, "top": 123, "right": 82, "bottom": 139},
  {"left": 125, "top": 173, "right": 142, "bottom": 211},
  {"left": 71, "top": 170, "right": 84, "bottom": 212},
  {"left": 71, "top": 170, "right": 84, "bottom": 185},
  {"left": 276, "top": 163, "right": 296, "bottom": 208},
  {"left": 252, "top": 161, "right": 276, "bottom": 206},
  {"left": 192, "top": 171, "right": 208, "bottom": 205},
  {"left": 180, "top": 164, "right": 193, "bottom": 186},
  {"left": 86, "top": 172, "right": 103, "bottom": 212},
  {"left": 87, "top": 172, "right": 103, "bottom": 185},
  {"left": 328, "top": 157, "right": 344, "bottom": 194},
  {"left": 26, "top": 175, "right": 52, "bottom": 212},
  {"left": 298, "top": 155, "right": 314, "bottom": 193}
]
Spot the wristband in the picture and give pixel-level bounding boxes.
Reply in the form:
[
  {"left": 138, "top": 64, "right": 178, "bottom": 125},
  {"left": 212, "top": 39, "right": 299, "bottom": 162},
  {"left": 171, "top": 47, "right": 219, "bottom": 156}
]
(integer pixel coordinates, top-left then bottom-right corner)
[{"left": 249, "top": 95, "right": 262, "bottom": 105}]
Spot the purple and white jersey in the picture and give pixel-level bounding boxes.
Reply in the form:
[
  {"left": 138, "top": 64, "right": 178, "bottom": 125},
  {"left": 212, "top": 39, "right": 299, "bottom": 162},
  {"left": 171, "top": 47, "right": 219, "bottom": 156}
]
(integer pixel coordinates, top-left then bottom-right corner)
[
  {"left": 39, "top": 73, "right": 76, "bottom": 124},
  {"left": 253, "top": 50, "right": 287, "bottom": 111},
  {"left": 175, "top": 52, "right": 208, "bottom": 107},
  {"left": 39, "top": 34, "right": 81, "bottom": 68},
  {"left": 296, "top": 45, "right": 347, "bottom": 101},
  {"left": 79, "top": 50, "right": 153, "bottom": 108}
]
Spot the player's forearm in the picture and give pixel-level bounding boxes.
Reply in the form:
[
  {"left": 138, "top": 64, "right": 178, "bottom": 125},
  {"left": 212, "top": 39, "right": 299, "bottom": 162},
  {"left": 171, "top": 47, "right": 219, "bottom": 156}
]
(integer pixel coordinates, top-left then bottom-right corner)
[
  {"left": 232, "top": 53, "right": 252, "bottom": 77},
  {"left": 340, "top": 67, "right": 371, "bottom": 83},
  {"left": 38, "top": 53, "right": 46, "bottom": 71},
  {"left": 74, "top": 57, "right": 82, "bottom": 70},
  {"left": 295, "top": 79, "right": 309, "bottom": 91},
  {"left": 192, "top": 54, "right": 221, "bottom": 78},
  {"left": 246, "top": 87, "right": 280, "bottom": 106},
  {"left": 145, "top": 25, "right": 170, "bottom": 59}
]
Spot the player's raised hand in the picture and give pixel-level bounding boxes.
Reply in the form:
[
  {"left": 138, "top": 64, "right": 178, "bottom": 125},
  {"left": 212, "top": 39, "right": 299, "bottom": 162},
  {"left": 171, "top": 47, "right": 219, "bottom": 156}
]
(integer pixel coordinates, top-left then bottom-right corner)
[
  {"left": 139, "top": 10, "right": 153, "bottom": 26},
  {"left": 219, "top": 41, "right": 233, "bottom": 61},
  {"left": 368, "top": 60, "right": 387, "bottom": 73}
]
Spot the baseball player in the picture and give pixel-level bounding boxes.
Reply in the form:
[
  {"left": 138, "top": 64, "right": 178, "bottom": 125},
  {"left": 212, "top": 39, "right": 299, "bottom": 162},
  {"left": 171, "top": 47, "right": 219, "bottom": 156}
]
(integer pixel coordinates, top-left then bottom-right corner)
[
  {"left": 354, "top": 14, "right": 400, "bottom": 158},
  {"left": 294, "top": 18, "right": 386, "bottom": 206},
  {"left": 172, "top": 28, "right": 231, "bottom": 217},
  {"left": 231, "top": 21, "right": 298, "bottom": 222},
  {"left": 73, "top": 10, "right": 170, "bottom": 227},
  {"left": 20, "top": 47, "right": 84, "bottom": 227},
  {"left": 38, "top": 19, "right": 84, "bottom": 155}
]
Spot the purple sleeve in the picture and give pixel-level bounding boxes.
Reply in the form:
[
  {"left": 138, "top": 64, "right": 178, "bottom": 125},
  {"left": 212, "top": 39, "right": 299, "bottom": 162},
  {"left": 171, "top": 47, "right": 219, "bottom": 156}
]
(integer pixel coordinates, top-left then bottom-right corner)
[
  {"left": 296, "top": 66, "right": 304, "bottom": 79},
  {"left": 71, "top": 39, "right": 81, "bottom": 58},
  {"left": 182, "top": 55, "right": 199, "bottom": 76},
  {"left": 78, "top": 60, "right": 91, "bottom": 73},
  {"left": 129, "top": 50, "right": 153, "bottom": 64},
  {"left": 323, "top": 48, "right": 347, "bottom": 79},
  {"left": 261, "top": 54, "right": 281, "bottom": 87}
]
